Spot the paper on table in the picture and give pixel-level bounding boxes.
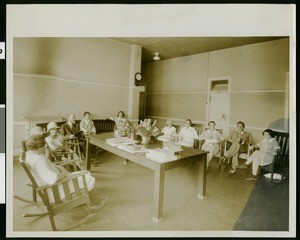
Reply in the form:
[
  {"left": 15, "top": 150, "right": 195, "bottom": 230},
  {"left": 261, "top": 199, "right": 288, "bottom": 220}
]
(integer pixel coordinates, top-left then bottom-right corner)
[{"left": 117, "top": 143, "right": 148, "bottom": 154}]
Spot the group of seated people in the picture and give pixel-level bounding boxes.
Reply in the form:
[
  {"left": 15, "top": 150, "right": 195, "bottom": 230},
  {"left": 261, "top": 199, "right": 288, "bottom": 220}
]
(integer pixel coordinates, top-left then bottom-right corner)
[
  {"left": 160, "top": 118, "right": 280, "bottom": 181},
  {"left": 23, "top": 110, "right": 280, "bottom": 210}
]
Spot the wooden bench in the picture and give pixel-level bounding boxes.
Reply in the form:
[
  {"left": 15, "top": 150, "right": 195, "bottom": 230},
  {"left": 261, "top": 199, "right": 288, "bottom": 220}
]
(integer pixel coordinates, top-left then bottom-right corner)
[{"left": 36, "top": 119, "right": 115, "bottom": 134}]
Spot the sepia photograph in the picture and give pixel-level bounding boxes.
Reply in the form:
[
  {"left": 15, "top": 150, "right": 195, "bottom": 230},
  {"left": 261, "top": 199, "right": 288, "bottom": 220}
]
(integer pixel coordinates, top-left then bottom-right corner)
[{"left": 6, "top": 4, "right": 295, "bottom": 238}]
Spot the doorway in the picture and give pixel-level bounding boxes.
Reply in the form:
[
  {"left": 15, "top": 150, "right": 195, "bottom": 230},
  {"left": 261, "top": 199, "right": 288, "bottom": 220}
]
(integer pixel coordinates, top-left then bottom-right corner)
[{"left": 207, "top": 78, "right": 230, "bottom": 136}]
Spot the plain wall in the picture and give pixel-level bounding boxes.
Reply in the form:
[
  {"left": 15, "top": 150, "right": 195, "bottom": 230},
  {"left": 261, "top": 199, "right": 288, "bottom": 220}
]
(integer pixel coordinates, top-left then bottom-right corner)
[
  {"left": 143, "top": 38, "right": 289, "bottom": 142},
  {"left": 13, "top": 38, "right": 133, "bottom": 151}
]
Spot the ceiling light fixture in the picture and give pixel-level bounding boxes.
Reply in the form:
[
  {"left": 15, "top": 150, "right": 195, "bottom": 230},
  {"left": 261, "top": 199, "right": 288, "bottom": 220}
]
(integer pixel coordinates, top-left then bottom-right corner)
[{"left": 153, "top": 52, "right": 160, "bottom": 61}]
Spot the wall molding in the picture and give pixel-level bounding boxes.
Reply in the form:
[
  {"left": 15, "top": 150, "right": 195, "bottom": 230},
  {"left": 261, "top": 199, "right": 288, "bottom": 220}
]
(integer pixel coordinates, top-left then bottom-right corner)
[
  {"left": 14, "top": 73, "right": 133, "bottom": 90},
  {"left": 228, "top": 124, "right": 288, "bottom": 132},
  {"left": 230, "top": 90, "right": 286, "bottom": 93},
  {"left": 145, "top": 115, "right": 206, "bottom": 124},
  {"left": 147, "top": 91, "right": 207, "bottom": 95},
  {"left": 147, "top": 90, "right": 285, "bottom": 95}
]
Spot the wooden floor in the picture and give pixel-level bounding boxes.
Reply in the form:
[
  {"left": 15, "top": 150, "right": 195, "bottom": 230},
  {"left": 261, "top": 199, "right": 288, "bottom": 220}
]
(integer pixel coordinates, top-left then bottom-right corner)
[{"left": 12, "top": 151, "right": 258, "bottom": 234}]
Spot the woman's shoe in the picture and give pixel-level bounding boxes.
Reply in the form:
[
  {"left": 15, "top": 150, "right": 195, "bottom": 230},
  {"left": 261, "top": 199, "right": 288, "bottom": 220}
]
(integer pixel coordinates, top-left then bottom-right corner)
[
  {"left": 229, "top": 168, "right": 236, "bottom": 174},
  {"left": 246, "top": 176, "right": 257, "bottom": 181}
]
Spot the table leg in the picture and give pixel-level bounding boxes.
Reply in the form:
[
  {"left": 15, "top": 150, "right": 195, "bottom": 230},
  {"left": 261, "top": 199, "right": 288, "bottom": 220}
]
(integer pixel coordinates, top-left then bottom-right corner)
[
  {"left": 85, "top": 137, "right": 92, "bottom": 171},
  {"left": 198, "top": 154, "right": 207, "bottom": 199},
  {"left": 153, "top": 164, "right": 165, "bottom": 222}
]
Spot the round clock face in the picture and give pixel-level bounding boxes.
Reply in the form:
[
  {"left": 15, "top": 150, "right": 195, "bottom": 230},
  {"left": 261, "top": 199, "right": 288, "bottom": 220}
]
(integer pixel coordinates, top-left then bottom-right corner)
[{"left": 135, "top": 72, "right": 142, "bottom": 81}]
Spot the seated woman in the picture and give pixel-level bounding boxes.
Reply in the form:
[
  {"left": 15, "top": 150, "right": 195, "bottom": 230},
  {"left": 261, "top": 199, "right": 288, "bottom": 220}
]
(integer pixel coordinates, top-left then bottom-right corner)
[
  {"left": 239, "top": 129, "right": 280, "bottom": 181},
  {"left": 45, "top": 122, "right": 76, "bottom": 160},
  {"left": 29, "top": 126, "right": 56, "bottom": 162},
  {"left": 25, "top": 134, "right": 107, "bottom": 209},
  {"left": 111, "top": 111, "right": 130, "bottom": 137},
  {"left": 199, "top": 121, "right": 224, "bottom": 170},
  {"left": 161, "top": 120, "right": 177, "bottom": 136},
  {"left": 80, "top": 111, "right": 96, "bottom": 136},
  {"left": 177, "top": 119, "right": 198, "bottom": 148}
]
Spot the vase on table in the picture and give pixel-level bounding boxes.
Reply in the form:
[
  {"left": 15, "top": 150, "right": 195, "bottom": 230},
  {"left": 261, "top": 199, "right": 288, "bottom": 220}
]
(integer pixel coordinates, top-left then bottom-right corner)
[{"left": 141, "top": 136, "right": 151, "bottom": 146}]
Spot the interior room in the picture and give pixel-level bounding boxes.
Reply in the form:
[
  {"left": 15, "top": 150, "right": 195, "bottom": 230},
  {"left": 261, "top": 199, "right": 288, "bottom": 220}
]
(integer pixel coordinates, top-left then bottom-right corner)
[{"left": 11, "top": 36, "right": 290, "bottom": 234}]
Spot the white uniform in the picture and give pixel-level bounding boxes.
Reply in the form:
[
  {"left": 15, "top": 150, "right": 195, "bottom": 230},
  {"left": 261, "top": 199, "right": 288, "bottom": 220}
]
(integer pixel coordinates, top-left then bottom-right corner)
[
  {"left": 178, "top": 127, "right": 198, "bottom": 148},
  {"left": 199, "top": 129, "right": 224, "bottom": 166},
  {"left": 161, "top": 126, "right": 177, "bottom": 136}
]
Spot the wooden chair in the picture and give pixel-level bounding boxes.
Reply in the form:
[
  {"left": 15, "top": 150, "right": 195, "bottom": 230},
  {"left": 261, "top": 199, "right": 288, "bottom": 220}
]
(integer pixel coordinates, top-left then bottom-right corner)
[
  {"left": 22, "top": 139, "right": 81, "bottom": 167},
  {"left": 173, "top": 125, "right": 180, "bottom": 134},
  {"left": 14, "top": 153, "right": 95, "bottom": 231},
  {"left": 197, "top": 128, "right": 223, "bottom": 150},
  {"left": 16, "top": 139, "right": 83, "bottom": 203},
  {"left": 261, "top": 131, "right": 289, "bottom": 183},
  {"left": 191, "top": 123, "right": 203, "bottom": 149},
  {"left": 220, "top": 140, "right": 252, "bottom": 168}
]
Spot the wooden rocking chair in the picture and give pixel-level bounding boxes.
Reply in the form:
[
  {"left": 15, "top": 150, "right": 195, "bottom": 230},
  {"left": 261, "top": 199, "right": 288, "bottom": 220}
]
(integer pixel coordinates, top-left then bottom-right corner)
[{"left": 14, "top": 153, "right": 96, "bottom": 231}]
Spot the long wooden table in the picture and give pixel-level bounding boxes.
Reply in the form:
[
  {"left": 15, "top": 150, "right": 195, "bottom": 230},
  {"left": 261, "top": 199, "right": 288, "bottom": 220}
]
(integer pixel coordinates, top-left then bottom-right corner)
[{"left": 86, "top": 133, "right": 207, "bottom": 222}]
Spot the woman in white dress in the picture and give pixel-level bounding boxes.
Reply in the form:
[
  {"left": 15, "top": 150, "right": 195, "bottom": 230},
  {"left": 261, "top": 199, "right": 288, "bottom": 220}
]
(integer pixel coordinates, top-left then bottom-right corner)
[
  {"left": 111, "top": 111, "right": 130, "bottom": 137},
  {"left": 161, "top": 120, "right": 177, "bottom": 136},
  {"left": 178, "top": 119, "right": 198, "bottom": 148},
  {"left": 199, "top": 121, "right": 224, "bottom": 169},
  {"left": 240, "top": 129, "right": 280, "bottom": 181}
]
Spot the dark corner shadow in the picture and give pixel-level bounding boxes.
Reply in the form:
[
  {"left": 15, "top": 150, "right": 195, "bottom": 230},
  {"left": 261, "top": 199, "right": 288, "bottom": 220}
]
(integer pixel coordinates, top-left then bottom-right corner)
[
  {"left": 268, "top": 118, "right": 289, "bottom": 133},
  {"left": 233, "top": 174, "right": 289, "bottom": 231}
]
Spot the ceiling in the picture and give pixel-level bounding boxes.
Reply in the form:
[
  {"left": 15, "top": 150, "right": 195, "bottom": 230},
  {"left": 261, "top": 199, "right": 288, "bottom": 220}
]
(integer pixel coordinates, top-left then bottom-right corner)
[{"left": 111, "top": 37, "right": 286, "bottom": 63}]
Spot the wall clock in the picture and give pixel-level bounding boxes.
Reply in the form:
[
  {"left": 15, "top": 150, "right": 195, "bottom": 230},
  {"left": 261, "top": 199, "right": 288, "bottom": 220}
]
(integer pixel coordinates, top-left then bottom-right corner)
[{"left": 135, "top": 72, "right": 142, "bottom": 86}]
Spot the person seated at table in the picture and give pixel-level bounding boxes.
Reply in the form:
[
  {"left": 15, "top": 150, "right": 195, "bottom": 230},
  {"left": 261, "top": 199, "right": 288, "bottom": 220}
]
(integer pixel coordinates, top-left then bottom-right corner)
[
  {"left": 25, "top": 134, "right": 107, "bottom": 209},
  {"left": 199, "top": 121, "right": 224, "bottom": 170},
  {"left": 220, "top": 121, "right": 254, "bottom": 175},
  {"left": 177, "top": 119, "right": 198, "bottom": 148},
  {"left": 80, "top": 111, "right": 100, "bottom": 166},
  {"left": 80, "top": 111, "right": 96, "bottom": 136},
  {"left": 110, "top": 111, "right": 130, "bottom": 137},
  {"left": 45, "top": 122, "right": 77, "bottom": 160},
  {"left": 161, "top": 120, "right": 177, "bottom": 136},
  {"left": 239, "top": 129, "right": 280, "bottom": 181},
  {"left": 60, "top": 114, "right": 86, "bottom": 159}
]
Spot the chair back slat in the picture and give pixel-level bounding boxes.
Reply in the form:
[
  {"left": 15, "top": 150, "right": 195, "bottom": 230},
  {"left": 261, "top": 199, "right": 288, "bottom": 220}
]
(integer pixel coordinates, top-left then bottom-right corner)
[
  {"left": 191, "top": 123, "right": 203, "bottom": 136},
  {"left": 52, "top": 185, "right": 62, "bottom": 205},
  {"left": 72, "top": 177, "right": 81, "bottom": 196},
  {"left": 62, "top": 182, "right": 72, "bottom": 201},
  {"left": 274, "top": 131, "right": 289, "bottom": 156},
  {"left": 272, "top": 131, "right": 289, "bottom": 177},
  {"left": 21, "top": 140, "right": 27, "bottom": 152}
]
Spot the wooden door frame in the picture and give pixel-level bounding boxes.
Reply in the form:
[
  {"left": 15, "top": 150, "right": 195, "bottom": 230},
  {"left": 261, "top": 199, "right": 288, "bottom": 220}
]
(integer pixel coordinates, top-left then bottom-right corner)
[{"left": 206, "top": 77, "right": 231, "bottom": 136}]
